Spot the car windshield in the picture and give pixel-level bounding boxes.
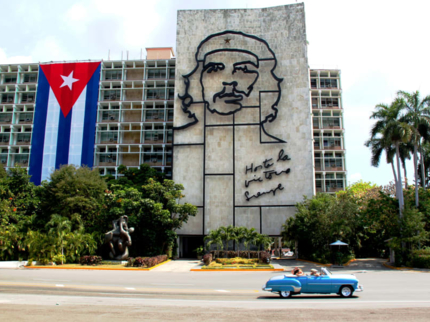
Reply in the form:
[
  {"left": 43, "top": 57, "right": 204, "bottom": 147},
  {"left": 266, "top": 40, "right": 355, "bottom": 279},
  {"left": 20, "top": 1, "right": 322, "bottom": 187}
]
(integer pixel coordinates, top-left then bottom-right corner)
[{"left": 321, "top": 267, "right": 332, "bottom": 275}]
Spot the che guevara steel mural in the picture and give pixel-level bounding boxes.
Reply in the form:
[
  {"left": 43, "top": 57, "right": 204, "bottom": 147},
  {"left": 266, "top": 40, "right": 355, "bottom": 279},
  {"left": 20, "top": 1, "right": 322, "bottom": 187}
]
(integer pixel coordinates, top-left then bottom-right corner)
[{"left": 173, "top": 30, "right": 292, "bottom": 232}]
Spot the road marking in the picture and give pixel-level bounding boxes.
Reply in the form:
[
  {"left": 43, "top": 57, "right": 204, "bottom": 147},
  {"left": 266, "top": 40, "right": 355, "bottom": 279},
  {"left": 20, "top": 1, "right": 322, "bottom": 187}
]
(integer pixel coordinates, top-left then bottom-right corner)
[
  {"left": 151, "top": 283, "right": 194, "bottom": 286},
  {"left": 33, "top": 279, "right": 70, "bottom": 282},
  {"left": 215, "top": 290, "right": 230, "bottom": 292},
  {"left": 125, "top": 288, "right": 135, "bottom": 290},
  {"left": 55, "top": 284, "right": 64, "bottom": 287}
]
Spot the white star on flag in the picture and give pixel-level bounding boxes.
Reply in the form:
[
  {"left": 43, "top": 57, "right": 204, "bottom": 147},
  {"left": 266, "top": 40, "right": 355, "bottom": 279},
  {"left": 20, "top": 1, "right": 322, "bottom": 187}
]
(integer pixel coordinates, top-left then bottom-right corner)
[{"left": 60, "top": 71, "right": 79, "bottom": 90}]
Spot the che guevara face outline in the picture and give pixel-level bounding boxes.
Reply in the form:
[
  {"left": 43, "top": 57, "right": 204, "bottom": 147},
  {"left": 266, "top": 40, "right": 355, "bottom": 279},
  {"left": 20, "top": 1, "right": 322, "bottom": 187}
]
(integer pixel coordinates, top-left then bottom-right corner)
[
  {"left": 200, "top": 50, "right": 260, "bottom": 116},
  {"left": 176, "top": 30, "right": 284, "bottom": 143}
]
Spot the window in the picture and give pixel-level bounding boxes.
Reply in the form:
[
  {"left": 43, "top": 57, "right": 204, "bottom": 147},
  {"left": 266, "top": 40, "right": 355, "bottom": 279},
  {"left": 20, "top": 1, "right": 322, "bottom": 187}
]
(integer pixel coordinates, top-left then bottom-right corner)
[
  {"left": 24, "top": 74, "right": 37, "bottom": 83},
  {"left": 169, "top": 68, "right": 175, "bottom": 79},
  {"left": 14, "top": 154, "right": 29, "bottom": 165},
  {"left": 100, "top": 132, "right": 118, "bottom": 142},
  {"left": 320, "top": 79, "right": 337, "bottom": 88},
  {"left": 105, "top": 70, "right": 122, "bottom": 80},
  {"left": 103, "top": 90, "right": 120, "bottom": 101},
  {"left": 17, "top": 133, "right": 31, "bottom": 143},
  {"left": 21, "top": 93, "right": 35, "bottom": 103},
  {"left": 0, "top": 113, "right": 12, "bottom": 122},
  {"left": 101, "top": 111, "right": 119, "bottom": 121},
  {"left": 0, "top": 134, "right": 10, "bottom": 143},
  {"left": 310, "top": 79, "right": 317, "bottom": 88},
  {"left": 99, "top": 153, "right": 117, "bottom": 163},
  {"left": 19, "top": 113, "right": 33, "bottom": 122},
  {"left": 146, "top": 89, "right": 165, "bottom": 100},
  {"left": 4, "top": 76, "right": 17, "bottom": 84},
  {"left": 147, "top": 69, "right": 167, "bottom": 79},
  {"left": 1, "top": 94, "right": 14, "bottom": 103}
]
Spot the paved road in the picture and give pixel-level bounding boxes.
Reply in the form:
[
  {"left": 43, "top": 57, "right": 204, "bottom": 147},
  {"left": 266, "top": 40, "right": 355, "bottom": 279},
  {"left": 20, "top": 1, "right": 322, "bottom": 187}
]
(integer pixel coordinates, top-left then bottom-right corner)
[{"left": 1, "top": 260, "right": 429, "bottom": 321}]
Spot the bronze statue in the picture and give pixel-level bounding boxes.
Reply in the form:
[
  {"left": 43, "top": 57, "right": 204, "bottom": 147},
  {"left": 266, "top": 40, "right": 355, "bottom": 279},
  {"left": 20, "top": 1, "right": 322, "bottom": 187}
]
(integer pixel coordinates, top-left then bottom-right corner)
[{"left": 104, "top": 215, "right": 134, "bottom": 260}]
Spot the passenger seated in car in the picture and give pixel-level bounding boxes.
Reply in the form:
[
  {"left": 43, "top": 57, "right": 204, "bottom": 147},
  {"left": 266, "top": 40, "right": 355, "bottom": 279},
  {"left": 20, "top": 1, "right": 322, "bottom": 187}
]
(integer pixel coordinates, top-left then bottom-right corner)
[
  {"left": 291, "top": 267, "right": 304, "bottom": 276},
  {"left": 310, "top": 268, "right": 320, "bottom": 277}
]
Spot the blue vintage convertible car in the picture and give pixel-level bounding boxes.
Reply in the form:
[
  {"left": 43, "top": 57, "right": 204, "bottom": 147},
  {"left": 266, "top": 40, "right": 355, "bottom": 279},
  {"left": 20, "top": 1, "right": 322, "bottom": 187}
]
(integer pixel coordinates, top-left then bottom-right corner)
[{"left": 262, "top": 267, "right": 363, "bottom": 298}]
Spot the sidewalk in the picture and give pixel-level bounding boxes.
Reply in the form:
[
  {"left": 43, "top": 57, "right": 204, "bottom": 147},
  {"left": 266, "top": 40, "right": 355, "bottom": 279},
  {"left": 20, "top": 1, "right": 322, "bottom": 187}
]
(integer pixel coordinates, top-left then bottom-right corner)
[{"left": 151, "top": 259, "right": 202, "bottom": 272}]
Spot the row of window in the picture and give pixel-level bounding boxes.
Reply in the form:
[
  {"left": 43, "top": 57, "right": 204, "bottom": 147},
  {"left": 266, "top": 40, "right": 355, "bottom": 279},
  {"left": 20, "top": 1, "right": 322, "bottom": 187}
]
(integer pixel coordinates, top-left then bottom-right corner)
[
  {"left": 1, "top": 74, "right": 37, "bottom": 84},
  {"left": 104, "top": 69, "right": 175, "bottom": 81}
]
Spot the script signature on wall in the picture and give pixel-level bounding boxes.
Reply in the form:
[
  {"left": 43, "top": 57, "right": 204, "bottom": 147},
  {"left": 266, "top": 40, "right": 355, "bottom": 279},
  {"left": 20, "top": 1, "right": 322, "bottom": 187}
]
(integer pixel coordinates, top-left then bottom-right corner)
[{"left": 244, "top": 149, "right": 291, "bottom": 201}]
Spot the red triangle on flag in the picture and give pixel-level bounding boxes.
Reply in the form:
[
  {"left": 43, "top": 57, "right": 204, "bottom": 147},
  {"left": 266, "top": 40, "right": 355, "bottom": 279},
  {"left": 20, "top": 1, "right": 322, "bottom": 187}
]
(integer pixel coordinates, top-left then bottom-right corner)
[{"left": 41, "top": 62, "right": 101, "bottom": 117}]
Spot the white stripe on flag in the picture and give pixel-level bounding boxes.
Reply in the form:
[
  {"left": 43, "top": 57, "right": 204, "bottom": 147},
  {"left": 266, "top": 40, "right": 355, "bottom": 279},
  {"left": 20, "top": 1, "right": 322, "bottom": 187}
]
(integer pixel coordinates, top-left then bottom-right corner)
[
  {"left": 68, "top": 87, "right": 87, "bottom": 166},
  {"left": 41, "top": 88, "right": 60, "bottom": 182}
]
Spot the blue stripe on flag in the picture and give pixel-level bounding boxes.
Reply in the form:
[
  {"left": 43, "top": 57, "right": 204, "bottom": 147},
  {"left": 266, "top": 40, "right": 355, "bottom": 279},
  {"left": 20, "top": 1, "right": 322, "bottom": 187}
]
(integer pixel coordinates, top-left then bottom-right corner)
[
  {"left": 81, "top": 65, "right": 100, "bottom": 168},
  {"left": 29, "top": 68, "right": 50, "bottom": 186},
  {"left": 55, "top": 107, "right": 73, "bottom": 169}
]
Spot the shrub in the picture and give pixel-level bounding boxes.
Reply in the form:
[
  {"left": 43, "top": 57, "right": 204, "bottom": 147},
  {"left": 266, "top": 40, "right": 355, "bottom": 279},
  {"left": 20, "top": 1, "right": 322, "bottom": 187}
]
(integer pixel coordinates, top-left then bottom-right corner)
[
  {"left": 38, "top": 258, "right": 50, "bottom": 265},
  {"left": 215, "top": 257, "right": 258, "bottom": 265},
  {"left": 203, "top": 253, "right": 212, "bottom": 266},
  {"left": 411, "top": 254, "right": 430, "bottom": 268},
  {"left": 133, "top": 257, "right": 145, "bottom": 267},
  {"left": 80, "top": 255, "right": 102, "bottom": 266},
  {"left": 52, "top": 254, "right": 66, "bottom": 265},
  {"left": 132, "top": 255, "right": 168, "bottom": 268}
]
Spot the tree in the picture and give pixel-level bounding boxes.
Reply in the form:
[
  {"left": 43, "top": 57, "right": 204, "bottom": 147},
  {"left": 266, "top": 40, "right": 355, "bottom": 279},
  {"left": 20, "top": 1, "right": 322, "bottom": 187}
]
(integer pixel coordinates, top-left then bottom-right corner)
[
  {"left": 369, "top": 99, "right": 411, "bottom": 217},
  {"left": 243, "top": 228, "right": 259, "bottom": 258},
  {"left": 398, "top": 90, "right": 430, "bottom": 206},
  {"left": 38, "top": 165, "right": 107, "bottom": 229},
  {"left": 254, "top": 234, "right": 272, "bottom": 259},
  {"left": 101, "top": 179, "right": 197, "bottom": 256},
  {"left": 204, "top": 229, "right": 223, "bottom": 258},
  {"left": 219, "top": 225, "right": 236, "bottom": 257}
]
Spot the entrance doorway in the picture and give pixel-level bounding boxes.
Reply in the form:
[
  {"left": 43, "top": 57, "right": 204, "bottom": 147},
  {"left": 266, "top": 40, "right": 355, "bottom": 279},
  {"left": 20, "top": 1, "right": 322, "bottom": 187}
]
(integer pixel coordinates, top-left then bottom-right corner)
[{"left": 181, "top": 236, "right": 204, "bottom": 258}]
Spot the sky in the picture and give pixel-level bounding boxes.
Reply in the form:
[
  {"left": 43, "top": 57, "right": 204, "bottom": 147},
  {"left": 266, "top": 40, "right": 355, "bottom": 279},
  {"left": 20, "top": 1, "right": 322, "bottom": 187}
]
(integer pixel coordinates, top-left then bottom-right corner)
[{"left": 1, "top": 0, "right": 429, "bottom": 187}]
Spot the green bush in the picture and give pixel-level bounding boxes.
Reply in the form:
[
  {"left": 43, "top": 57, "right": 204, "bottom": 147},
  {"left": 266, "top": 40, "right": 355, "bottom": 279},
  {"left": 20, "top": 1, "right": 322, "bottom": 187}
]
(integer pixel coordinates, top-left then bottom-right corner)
[
  {"left": 52, "top": 254, "right": 66, "bottom": 265},
  {"left": 411, "top": 254, "right": 430, "bottom": 268}
]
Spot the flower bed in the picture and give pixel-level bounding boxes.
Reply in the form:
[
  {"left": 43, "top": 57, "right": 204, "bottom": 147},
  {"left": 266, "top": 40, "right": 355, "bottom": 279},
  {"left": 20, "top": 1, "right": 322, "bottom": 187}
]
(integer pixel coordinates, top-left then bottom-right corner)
[{"left": 201, "top": 261, "right": 274, "bottom": 269}]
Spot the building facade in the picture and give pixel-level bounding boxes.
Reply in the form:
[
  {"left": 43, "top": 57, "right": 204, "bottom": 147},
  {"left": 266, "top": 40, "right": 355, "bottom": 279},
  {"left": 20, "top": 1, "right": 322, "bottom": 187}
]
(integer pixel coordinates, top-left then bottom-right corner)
[
  {"left": 0, "top": 4, "right": 346, "bottom": 257},
  {"left": 0, "top": 48, "right": 176, "bottom": 179}
]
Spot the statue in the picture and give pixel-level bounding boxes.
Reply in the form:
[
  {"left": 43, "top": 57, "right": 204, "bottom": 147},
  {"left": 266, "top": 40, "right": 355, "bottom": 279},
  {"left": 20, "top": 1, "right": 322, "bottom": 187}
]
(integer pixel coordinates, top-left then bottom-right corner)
[{"left": 104, "top": 215, "right": 134, "bottom": 260}]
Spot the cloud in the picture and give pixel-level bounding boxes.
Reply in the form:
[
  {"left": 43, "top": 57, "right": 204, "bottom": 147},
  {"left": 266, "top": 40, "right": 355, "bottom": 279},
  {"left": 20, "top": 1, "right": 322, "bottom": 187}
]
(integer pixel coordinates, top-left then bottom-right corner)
[
  {"left": 348, "top": 173, "right": 362, "bottom": 184},
  {"left": 0, "top": 48, "right": 32, "bottom": 64}
]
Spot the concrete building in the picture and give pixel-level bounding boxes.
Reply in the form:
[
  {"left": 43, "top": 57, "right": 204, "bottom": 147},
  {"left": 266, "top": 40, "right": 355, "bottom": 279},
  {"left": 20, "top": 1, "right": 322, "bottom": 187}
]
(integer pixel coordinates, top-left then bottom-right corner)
[
  {"left": 0, "top": 4, "right": 346, "bottom": 256},
  {"left": 310, "top": 69, "right": 347, "bottom": 193},
  {"left": 0, "top": 48, "right": 176, "bottom": 179}
]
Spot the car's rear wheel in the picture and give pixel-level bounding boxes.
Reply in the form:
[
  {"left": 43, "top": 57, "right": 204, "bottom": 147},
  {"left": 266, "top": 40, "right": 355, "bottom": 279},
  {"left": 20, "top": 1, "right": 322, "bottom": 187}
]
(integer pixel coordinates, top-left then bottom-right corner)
[
  {"left": 339, "top": 285, "right": 353, "bottom": 298},
  {"left": 279, "top": 291, "right": 292, "bottom": 298}
]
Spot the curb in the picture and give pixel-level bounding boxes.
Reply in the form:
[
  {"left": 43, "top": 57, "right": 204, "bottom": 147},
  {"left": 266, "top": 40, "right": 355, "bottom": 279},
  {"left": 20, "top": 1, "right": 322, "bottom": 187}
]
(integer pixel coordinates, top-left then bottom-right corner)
[
  {"left": 25, "top": 259, "right": 171, "bottom": 271},
  {"left": 383, "top": 261, "right": 413, "bottom": 271}
]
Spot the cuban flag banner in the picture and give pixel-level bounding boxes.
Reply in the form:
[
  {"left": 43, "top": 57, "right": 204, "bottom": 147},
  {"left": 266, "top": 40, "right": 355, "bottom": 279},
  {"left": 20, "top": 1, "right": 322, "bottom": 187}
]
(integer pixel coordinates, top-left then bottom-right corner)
[{"left": 29, "top": 62, "right": 101, "bottom": 185}]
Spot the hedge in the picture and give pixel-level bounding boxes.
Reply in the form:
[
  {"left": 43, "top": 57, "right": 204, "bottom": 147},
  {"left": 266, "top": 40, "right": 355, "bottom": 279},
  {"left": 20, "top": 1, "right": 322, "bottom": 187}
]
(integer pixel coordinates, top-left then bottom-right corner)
[{"left": 127, "top": 255, "right": 168, "bottom": 268}]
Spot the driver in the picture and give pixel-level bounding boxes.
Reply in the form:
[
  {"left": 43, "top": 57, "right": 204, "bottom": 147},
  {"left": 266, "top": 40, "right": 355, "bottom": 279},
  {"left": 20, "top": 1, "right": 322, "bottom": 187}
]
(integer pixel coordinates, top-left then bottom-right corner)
[{"left": 310, "top": 268, "right": 320, "bottom": 277}]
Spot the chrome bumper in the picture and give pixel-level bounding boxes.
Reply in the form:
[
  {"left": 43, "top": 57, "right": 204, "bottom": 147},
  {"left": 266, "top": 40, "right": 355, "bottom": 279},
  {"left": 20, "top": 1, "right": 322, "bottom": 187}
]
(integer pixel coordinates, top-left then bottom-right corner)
[
  {"left": 262, "top": 286, "right": 272, "bottom": 291},
  {"left": 355, "top": 285, "right": 364, "bottom": 292}
]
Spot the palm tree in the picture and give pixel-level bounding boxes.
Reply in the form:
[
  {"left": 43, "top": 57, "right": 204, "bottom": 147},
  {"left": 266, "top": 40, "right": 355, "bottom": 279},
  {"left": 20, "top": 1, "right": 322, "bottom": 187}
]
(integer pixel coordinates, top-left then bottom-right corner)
[
  {"left": 369, "top": 99, "right": 411, "bottom": 217},
  {"left": 204, "top": 229, "right": 223, "bottom": 259},
  {"left": 242, "top": 228, "right": 259, "bottom": 259},
  {"left": 254, "top": 234, "right": 272, "bottom": 259},
  {"left": 47, "top": 214, "right": 72, "bottom": 265},
  {"left": 219, "top": 225, "right": 236, "bottom": 257},
  {"left": 365, "top": 136, "right": 399, "bottom": 195},
  {"left": 232, "top": 226, "right": 247, "bottom": 257},
  {"left": 398, "top": 90, "right": 430, "bottom": 206}
]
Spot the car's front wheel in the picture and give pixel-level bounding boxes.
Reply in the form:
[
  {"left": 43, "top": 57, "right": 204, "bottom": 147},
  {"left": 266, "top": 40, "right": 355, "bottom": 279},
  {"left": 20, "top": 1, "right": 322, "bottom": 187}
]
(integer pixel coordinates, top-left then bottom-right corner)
[
  {"left": 279, "top": 291, "right": 292, "bottom": 298},
  {"left": 339, "top": 285, "right": 353, "bottom": 298}
]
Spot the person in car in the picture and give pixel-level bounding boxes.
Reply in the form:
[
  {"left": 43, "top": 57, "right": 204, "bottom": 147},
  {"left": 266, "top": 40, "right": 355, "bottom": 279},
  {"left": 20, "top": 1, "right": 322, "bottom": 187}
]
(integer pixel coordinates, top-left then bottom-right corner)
[
  {"left": 291, "top": 267, "right": 304, "bottom": 276},
  {"left": 310, "top": 268, "right": 320, "bottom": 277}
]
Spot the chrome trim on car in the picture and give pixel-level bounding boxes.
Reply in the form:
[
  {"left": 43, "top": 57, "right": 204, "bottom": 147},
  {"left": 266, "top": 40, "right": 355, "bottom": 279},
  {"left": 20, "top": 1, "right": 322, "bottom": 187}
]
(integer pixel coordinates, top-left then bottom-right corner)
[
  {"left": 262, "top": 287, "right": 273, "bottom": 291},
  {"left": 355, "top": 285, "right": 364, "bottom": 292}
]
